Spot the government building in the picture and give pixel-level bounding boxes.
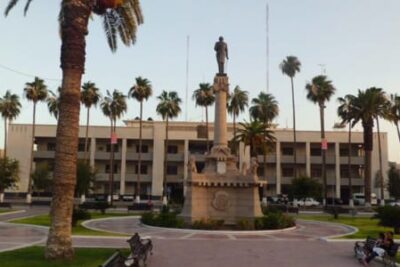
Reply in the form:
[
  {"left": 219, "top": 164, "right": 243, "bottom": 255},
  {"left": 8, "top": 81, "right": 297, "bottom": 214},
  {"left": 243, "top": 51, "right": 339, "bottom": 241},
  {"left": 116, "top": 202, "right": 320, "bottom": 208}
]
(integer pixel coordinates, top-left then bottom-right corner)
[{"left": 6, "top": 120, "right": 389, "bottom": 201}]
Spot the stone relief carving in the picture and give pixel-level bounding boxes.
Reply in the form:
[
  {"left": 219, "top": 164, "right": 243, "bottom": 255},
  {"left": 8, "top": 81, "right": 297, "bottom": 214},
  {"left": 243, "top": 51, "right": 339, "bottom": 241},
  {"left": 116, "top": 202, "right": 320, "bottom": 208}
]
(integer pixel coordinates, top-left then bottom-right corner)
[{"left": 211, "top": 191, "right": 230, "bottom": 211}]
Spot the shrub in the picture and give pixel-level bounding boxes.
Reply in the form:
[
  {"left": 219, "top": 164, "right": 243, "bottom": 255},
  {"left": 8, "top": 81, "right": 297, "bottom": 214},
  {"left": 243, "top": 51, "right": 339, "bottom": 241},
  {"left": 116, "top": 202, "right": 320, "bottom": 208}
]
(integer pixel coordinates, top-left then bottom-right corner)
[
  {"left": 236, "top": 219, "right": 254, "bottom": 230},
  {"left": 140, "top": 210, "right": 184, "bottom": 228},
  {"left": 72, "top": 208, "right": 91, "bottom": 227},
  {"left": 192, "top": 219, "right": 225, "bottom": 230},
  {"left": 257, "top": 212, "right": 296, "bottom": 230},
  {"left": 374, "top": 206, "right": 400, "bottom": 234}
]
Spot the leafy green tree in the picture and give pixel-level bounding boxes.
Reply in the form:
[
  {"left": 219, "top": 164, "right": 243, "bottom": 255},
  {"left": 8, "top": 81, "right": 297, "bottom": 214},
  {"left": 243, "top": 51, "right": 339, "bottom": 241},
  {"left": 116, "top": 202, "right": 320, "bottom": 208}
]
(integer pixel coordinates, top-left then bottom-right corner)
[
  {"left": 193, "top": 83, "right": 215, "bottom": 152},
  {"left": 128, "top": 77, "right": 152, "bottom": 201},
  {"left": 337, "top": 94, "right": 356, "bottom": 206},
  {"left": 280, "top": 56, "right": 301, "bottom": 174},
  {"left": 290, "top": 176, "right": 322, "bottom": 201},
  {"left": 0, "top": 157, "right": 19, "bottom": 200},
  {"left": 0, "top": 90, "right": 21, "bottom": 158},
  {"left": 24, "top": 77, "right": 48, "bottom": 199},
  {"left": 305, "top": 75, "right": 336, "bottom": 205},
  {"left": 32, "top": 163, "right": 52, "bottom": 197},
  {"left": 81, "top": 82, "right": 101, "bottom": 162},
  {"left": 156, "top": 91, "right": 182, "bottom": 204},
  {"left": 227, "top": 86, "right": 248, "bottom": 155},
  {"left": 352, "top": 88, "right": 389, "bottom": 205},
  {"left": 101, "top": 90, "right": 127, "bottom": 204},
  {"left": 374, "top": 206, "right": 400, "bottom": 234},
  {"left": 75, "top": 160, "right": 96, "bottom": 197},
  {"left": 387, "top": 164, "right": 400, "bottom": 200},
  {"left": 5, "top": 0, "right": 144, "bottom": 259}
]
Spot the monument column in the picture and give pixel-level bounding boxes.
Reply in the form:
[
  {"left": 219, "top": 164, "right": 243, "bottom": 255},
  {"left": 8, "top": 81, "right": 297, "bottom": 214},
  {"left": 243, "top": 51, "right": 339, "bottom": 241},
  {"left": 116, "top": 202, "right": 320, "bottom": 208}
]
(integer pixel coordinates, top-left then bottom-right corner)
[{"left": 213, "top": 75, "right": 229, "bottom": 148}]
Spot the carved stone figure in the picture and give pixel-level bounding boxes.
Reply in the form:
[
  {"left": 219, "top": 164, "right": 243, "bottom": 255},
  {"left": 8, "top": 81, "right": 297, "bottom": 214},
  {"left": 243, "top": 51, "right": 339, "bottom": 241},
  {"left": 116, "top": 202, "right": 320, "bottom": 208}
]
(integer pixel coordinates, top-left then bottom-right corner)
[
  {"left": 250, "top": 157, "right": 259, "bottom": 175},
  {"left": 214, "top": 36, "right": 229, "bottom": 74},
  {"left": 188, "top": 155, "right": 197, "bottom": 173}
]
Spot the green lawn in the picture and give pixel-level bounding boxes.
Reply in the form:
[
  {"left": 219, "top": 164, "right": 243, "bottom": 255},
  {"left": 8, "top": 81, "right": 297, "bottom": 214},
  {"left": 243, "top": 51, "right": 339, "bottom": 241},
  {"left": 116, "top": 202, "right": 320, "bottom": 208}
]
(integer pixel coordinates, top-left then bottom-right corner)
[
  {"left": 0, "top": 246, "right": 129, "bottom": 267},
  {"left": 0, "top": 209, "right": 14, "bottom": 214},
  {"left": 297, "top": 214, "right": 400, "bottom": 240},
  {"left": 10, "top": 212, "right": 140, "bottom": 236}
]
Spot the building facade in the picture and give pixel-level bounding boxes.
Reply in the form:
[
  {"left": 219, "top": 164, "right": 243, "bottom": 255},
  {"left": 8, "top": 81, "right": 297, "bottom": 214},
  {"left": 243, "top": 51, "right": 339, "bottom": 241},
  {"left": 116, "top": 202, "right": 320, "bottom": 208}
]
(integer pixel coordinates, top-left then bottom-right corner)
[{"left": 7, "top": 121, "right": 389, "bottom": 200}]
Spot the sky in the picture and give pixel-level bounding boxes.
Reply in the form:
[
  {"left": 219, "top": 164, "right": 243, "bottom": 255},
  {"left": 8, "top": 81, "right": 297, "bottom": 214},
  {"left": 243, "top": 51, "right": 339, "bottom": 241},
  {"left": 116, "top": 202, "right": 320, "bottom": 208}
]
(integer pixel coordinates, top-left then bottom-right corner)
[{"left": 0, "top": 0, "right": 399, "bottom": 162}]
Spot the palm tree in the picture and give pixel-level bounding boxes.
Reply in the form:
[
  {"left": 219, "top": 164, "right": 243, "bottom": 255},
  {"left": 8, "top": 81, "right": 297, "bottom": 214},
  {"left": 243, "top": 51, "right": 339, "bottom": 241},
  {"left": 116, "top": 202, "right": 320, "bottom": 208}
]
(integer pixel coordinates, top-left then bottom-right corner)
[
  {"left": 227, "top": 86, "right": 248, "bottom": 155},
  {"left": 280, "top": 56, "right": 301, "bottom": 177},
  {"left": 249, "top": 92, "right": 279, "bottom": 202},
  {"left": 156, "top": 91, "right": 182, "bottom": 205},
  {"left": 337, "top": 94, "right": 356, "bottom": 207},
  {"left": 81, "top": 82, "right": 101, "bottom": 162},
  {"left": 234, "top": 120, "right": 276, "bottom": 158},
  {"left": 5, "top": 0, "right": 144, "bottom": 259},
  {"left": 305, "top": 75, "right": 336, "bottom": 206},
  {"left": 47, "top": 88, "right": 61, "bottom": 119},
  {"left": 24, "top": 77, "right": 48, "bottom": 203},
  {"left": 128, "top": 76, "right": 152, "bottom": 202},
  {"left": 387, "top": 94, "right": 400, "bottom": 143},
  {"left": 101, "top": 90, "right": 127, "bottom": 206},
  {"left": 0, "top": 91, "right": 22, "bottom": 159},
  {"left": 350, "top": 88, "right": 387, "bottom": 206},
  {"left": 193, "top": 83, "right": 215, "bottom": 152}
]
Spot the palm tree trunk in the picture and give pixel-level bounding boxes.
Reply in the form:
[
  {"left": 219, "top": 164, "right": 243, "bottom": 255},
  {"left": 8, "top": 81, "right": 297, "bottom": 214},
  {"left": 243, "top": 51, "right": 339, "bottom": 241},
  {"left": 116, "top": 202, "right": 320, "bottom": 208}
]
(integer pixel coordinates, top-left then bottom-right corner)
[
  {"left": 163, "top": 118, "right": 169, "bottom": 203},
  {"left": 27, "top": 102, "right": 37, "bottom": 196},
  {"left": 348, "top": 122, "right": 353, "bottom": 207},
  {"left": 233, "top": 112, "right": 236, "bottom": 155},
  {"left": 83, "top": 106, "right": 90, "bottom": 162},
  {"left": 3, "top": 118, "right": 7, "bottom": 159},
  {"left": 363, "top": 120, "right": 373, "bottom": 206},
  {"left": 396, "top": 122, "right": 400, "bottom": 143},
  {"left": 263, "top": 125, "right": 268, "bottom": 202},
  {"left": 319, "top": 104, "right": 327, "bottom": 206},
  {"left": 206, "top": 106, "right": 209, "bottom": 152},
  {"left": 45, "top": 1, "right": 91, "bottom": 260},
  {"left": 290, "top": 77, "right": 297, "bottom": 179},
  {"left": 109, "top": 120, "right": 115, "bottom": 206},
  {"left": 136, "top": 101, "right": 143, "bottom": 202},
  {"left": 376, "top": 118, "right": 384, "bottom": 204}
]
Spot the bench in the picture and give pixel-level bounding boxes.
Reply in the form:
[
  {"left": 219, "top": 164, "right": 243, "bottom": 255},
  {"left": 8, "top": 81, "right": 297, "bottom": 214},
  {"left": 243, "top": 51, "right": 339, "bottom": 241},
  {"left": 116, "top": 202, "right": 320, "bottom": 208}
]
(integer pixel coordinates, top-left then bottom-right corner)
[
  {"left": 382, "top": 243, "right": 399, "bottom": 267},
  {"left": 127, "top": 203, "right": 153, "bottom": 212},
  {"left": 354, "top": 237, "right": 399, "bottom": 266},
  {"left": 0, "top": 202, "right": 12, "bottom": 209},
  {"left": 125, "top": 233, "right": 153, "bottom": 267},
  {"left": 99, "top": 250, "right": 125, "bottom": 267}
]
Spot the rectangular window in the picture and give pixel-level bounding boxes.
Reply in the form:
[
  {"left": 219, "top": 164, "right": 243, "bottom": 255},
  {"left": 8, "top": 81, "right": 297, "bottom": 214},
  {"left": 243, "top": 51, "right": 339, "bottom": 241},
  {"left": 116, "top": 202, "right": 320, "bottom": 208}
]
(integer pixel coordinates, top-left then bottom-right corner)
[
  {"left": 135, "top": 165, "right": 148, "bottom": 175},
  {"left": 257, "top": 167, "right": 265, "bottom": 177},
  {"left": 166, "top": 165, "right": 178, "bottom": 175},
  {"left": 47, "top": 143, "right": 56, "bottom": 151},
  {"left": 282, "top": 167, "right": 294, "bottom": 177},
  {"left": 105, "top": 164, "right": 119, "bottom": 174},
  {"left": 282, "top": 147, "right": 293, "bottom": 156},
  {"left": 310, "top": 148, "right": 321, "bottom": 156},
  {"left": 106, "top": 144, "right": 119, "bottom": 152},
  {"left": 167, "top": 145, "right": 178, "bottom": 154},
  {"left": 136, "top": 145, "right": 148, "bottom": 153},
  {"left": 78, "top": 143, "right": 85, "bottom": 152},
  {"left": 311, "top": 168, "right": 322, "bottom": 178},
  {"left": 340, "top": 148, "right": 349, "bottom": 157}
]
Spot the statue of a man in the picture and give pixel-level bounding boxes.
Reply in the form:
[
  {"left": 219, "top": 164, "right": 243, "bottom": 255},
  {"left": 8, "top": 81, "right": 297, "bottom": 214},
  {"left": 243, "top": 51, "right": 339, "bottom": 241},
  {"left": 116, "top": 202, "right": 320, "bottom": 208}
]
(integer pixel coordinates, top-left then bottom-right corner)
[{"left": 214, "top": 36, "right": 228, "bottom": 74}]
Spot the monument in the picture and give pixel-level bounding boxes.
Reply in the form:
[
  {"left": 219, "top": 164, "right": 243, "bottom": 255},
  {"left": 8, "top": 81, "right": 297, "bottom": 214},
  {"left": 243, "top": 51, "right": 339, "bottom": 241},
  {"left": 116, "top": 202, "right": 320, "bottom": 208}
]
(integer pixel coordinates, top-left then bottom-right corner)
[{"left": 180, "top": 37, "right": 265, "bottom": 225}]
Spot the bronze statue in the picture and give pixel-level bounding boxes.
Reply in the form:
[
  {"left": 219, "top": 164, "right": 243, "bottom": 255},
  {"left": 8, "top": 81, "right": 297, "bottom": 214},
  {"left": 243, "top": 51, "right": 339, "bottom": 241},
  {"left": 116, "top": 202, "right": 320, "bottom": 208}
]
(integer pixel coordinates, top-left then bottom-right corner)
[{"left": 214, "top": 36, "right": 228, "bottom": 74}]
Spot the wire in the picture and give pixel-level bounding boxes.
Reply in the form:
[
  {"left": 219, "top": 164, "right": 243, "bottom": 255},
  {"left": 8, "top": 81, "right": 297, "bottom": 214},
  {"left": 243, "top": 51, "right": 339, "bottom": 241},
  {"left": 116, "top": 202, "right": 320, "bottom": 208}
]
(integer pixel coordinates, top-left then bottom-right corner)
[{"left": 0, "top": 63, "right": 61, "bottom": 82}]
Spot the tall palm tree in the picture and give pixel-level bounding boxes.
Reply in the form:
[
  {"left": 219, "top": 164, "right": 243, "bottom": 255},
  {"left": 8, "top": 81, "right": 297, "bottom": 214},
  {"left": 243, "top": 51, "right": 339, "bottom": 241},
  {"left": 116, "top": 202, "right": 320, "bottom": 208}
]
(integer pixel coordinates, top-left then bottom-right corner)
[
  {"left": 81, "top": 82, "right": 101, "bottom": 162},
  {"left": 350, "top": 87, "right": 387, "bottom": 206},
  {"left": 280, "top": 56, "right": 301, "bottom": 177},
  {"left": 0, "top": 91, "right": 21, "bottom": 159},
  {"left": 234, "top": 120, "right": 276, "bottom": 158},
  {"left": 5, "top": 0, "right": 144, "bottom": 259},
  {"left": 24, "top": 77, "right": 48, "bottom": 202},
  {"left": 227, "top": 86, "right": 248, "bottom": 155},
  {"left": 337, "top": 94, "right": 356, "bottom": 207},
  {"left": 128, "top": 76, "right": 152, "bottom": 202},
  {"left": 47, "top": 88, "right": 61, "bottom": 119},
  {"left": 387, "top": 94, "right": 400, "bottom": 143},
  {"left": 156, "top": 91, "right": 182, "bottom": 205},
  {"left": 101, "top": 90, "right": 127, "bottom": 206},
  {"left": 249, "top": 92, "right": 279, "bottom": 201},
  {"left": 193, "top": 83, "right": 215, "bottom": 152},
  {"left": 305, "top": 75, "right": 336, "bottom": 206}
]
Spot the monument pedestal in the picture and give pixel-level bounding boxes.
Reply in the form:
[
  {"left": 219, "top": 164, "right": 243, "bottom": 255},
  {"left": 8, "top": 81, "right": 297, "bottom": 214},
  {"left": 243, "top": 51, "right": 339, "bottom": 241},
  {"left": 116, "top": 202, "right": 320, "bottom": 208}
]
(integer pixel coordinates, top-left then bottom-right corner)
[{"left": 180, "top": 75, "right": 264, "bottom": 225}]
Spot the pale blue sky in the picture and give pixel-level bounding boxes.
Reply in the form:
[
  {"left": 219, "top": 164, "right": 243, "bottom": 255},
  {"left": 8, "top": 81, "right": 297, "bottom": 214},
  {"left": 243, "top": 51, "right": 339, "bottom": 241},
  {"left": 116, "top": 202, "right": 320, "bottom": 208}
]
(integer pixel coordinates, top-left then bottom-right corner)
[{"left": 0, "top": 1, "right": 399, "bottom": 162}]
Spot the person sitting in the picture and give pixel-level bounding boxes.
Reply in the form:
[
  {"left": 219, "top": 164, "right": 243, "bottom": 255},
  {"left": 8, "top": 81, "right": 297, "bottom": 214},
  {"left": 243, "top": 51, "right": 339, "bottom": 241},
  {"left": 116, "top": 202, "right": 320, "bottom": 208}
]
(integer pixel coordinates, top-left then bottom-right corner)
[{"left": 361, "top": 231, "right": 394, "bottom": 266}]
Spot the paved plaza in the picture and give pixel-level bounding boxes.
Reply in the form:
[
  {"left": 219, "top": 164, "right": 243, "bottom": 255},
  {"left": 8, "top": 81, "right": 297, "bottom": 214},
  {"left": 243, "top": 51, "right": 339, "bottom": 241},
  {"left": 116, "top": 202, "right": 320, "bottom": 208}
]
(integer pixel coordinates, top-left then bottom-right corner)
[{"left": 0, "top": 208, "right": 387, "bottom": 266}]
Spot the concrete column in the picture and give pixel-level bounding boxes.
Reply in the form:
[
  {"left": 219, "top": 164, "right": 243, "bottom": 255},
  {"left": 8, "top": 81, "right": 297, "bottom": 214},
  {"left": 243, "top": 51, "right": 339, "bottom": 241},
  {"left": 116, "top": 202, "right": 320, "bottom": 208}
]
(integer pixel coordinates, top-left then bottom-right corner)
[
  {"left": 120, "top": 138, "right": 127, "bottom": 195},
  {"left": 306, "top": 142, "right": 311, "bottom": 177},
  {"left": 335, "top": 142, "right": 341, "bottom": 198},
  {"left": 90, "top": 137, "right": 96, "bottom": 168},
  {"left": 276, "top": 141, "right": 281, "bottom": 194},
  {"left": 151, "top": 123, "right": 165, "bottom": 198},
  {"left": 213, "top": 75, "right": 229, "bottom": 147},
  {"left": 183, "top": 139, "right": 189, "bottom": 197}
]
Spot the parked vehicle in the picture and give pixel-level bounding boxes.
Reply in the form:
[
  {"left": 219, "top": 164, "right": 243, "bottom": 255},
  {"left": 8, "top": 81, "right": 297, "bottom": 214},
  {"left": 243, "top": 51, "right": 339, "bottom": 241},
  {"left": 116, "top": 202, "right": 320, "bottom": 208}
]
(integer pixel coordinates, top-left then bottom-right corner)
[
  {"left": 352, "top": 193, "right": 378, "bottom": 205},
  {"left": 295, "top": 198, "right": 320, "bottom": 207}
]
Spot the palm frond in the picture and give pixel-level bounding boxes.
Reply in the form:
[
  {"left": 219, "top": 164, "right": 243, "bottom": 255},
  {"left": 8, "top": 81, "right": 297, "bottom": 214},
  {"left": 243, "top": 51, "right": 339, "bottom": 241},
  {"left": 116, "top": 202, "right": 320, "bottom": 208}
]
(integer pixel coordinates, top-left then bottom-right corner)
[{"left": 5, "top": 0, "right": 20, "bottom": 16}]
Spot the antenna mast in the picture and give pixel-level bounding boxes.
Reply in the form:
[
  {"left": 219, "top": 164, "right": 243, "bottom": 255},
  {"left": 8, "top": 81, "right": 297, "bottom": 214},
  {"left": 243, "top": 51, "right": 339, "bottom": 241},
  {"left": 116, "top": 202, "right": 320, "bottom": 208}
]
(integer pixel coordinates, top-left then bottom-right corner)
[
  {"left": 266, "top": 3, "right": 270, "bottom": 93},
  {"left": 185, "top": 35, "right": 190, "bottom": 121}
]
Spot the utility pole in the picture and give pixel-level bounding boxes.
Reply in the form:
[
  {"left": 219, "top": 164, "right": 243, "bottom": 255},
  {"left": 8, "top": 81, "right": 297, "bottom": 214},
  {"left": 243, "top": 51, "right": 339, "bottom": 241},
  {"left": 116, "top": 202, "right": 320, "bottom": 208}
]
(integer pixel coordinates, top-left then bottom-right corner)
[{"left": 185, "top": 35, "right": 190, "bottom": 121}]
